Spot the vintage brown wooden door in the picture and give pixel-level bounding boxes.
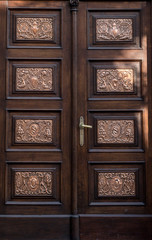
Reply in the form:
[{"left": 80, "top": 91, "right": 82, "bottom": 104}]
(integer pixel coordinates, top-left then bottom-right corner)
[{"left": 0, "top": 0, "right": 152, "bottom": 240}]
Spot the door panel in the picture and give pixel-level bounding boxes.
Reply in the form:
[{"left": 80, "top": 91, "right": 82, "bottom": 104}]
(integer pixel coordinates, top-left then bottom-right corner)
[
  {"left": 88, "top": 10, "right": 141, "bottom": 49},
  {"left": 88, "top": 60, "right": 142, "bottom": 100},
  {"left": 8, "top": 8, "right": 61, "bottom": 48},
  {"left": 77, "top": 1, "right": 152, "bottom": 239},
  {"left": 7, "top": 59, "right": 61, "bottom": 99},
  {"left": 0, "top": 1, "right": 71, "bottom": 239}
]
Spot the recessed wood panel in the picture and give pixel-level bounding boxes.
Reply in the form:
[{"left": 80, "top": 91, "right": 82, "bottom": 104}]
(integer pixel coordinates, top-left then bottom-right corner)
[
  {"left": 88, "top": 60, "right": 141, "bottom": 100},
  {"left": 6, "top": 111, "right": 61, "bottom": 151},
  {"left": 0, "top": 216, "right": 71, "bottom": 240},
  {"left": 89, "top": 163, "right": 145, "bottom": 205},
  {"left": 88, "top": 10, "right": 141, "bottom": 49},
  {"left": 0, "top": 0, "right": 72, "bottom": 234},
  {"left": 79, "top": 216, "right": 152, "bottom": 240},
  {"left": 7, "top": 59, "right": 61, "bottom": 99},
  {"left": 88, "top": 111, "right": 143, "bottom": 152},
  {"left": 5, "top": 163, "right": 61, "bottom": 205},
  {"left": 8, "top": 9, "right": 62, "bottom": 48}
]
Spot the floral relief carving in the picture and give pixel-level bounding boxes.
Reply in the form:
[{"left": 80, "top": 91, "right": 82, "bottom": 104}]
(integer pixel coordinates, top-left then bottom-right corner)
[
  {"left": 16, "top": 68, "right": 53, "bottom": 91},
  {"left": 16, "top": 17, "right": 54, "bottom": 40},
  {"left": 15, "top": 119, "right": 53, "bottom": 143},
  {"left": 97, "top": 69, "right": 134, "bottom": 93},
  {"left": 98, "top": 172, "right": 136, "bottom": 197},
  {"left": 97, "top": 120, "right": 134, "bottom": 144},
  {"left": 96, "top": 18, "right": 133, "bottom": 41},
  {"left": 15, "top": 171, "right": 53, "bottom": 196}
]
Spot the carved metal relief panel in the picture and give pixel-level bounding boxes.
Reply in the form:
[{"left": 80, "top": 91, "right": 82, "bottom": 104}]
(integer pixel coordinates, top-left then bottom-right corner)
[
  {"left": 16, "top": 68, "right": 53, "bottom": 91},
  {"left": 97, "top": 69, "right": 134, "bottom": 93},
  {"left": 16, "top": 17, "right": 54, "bottom": 41},
  {"left": 15, "top": 119, "right": 53, "bottom": 143},
  {"left": 15, "top": 171, "right": 53, "bottom": 196},
  {"left": 97, "top": 120, "right": 134, "bottom": 144},
  {"left": 8, "top": 9, "right": 62, "bottom": 48},
  {"left": 96, "top": 18, "right": 133, "bottom": 41},
  {"left": 89, "top": 164, "right": 144, "bottom": 205},
  {"left": 88, "top": 61, "right": 141, "bottom": 100},
  {"left": 98, "top": 172, "right": 136, "bottom": 197},
  {"left": 88, "top": 11, "right": 140, "bottom": 49}
]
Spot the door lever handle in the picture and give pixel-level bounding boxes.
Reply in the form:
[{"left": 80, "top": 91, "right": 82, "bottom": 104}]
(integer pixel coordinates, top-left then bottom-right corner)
[
  {"left": 79, "top": 116, "right": 92, "bottom": 146},
  {"left": 79, "top": 123, "right": 92, "bottom": 129}
]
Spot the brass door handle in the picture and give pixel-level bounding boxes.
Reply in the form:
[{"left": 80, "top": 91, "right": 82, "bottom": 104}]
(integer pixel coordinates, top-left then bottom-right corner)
[
  {"left": 79, "top": 123, "right": 92, "bottom": 129},
  {"left": 79, "top": 116, "right": 92, "bottom": 146}
]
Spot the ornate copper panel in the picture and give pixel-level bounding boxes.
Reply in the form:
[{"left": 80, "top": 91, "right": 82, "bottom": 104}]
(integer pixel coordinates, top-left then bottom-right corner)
[
  {"left": 97, "top": 120, "right": 134, "bottom": 144},
  {"left": 15, "top": 171, "right": 53, "bottom": 196},
  {"left": 16, "top": 17, "right": 54, "bottom": 40},
  {"left": 15, "top": 119, "right": 53, "bottom": 143},
  {"left": 97, "top": 69, "right": 134, "bottom": 93},
  {"left": 16, "top": 68, "right": 53, "bottom": 91},
  {"left": 96, "top": 18, "right": 133, "bottom": 41},
  {"left": 98, "top": 172, "right": 136, "bottom": 197}
]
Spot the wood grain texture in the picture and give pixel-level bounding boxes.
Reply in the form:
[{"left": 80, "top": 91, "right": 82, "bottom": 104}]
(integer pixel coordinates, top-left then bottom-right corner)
[
  {"left": 7, "top": 59, "right": 61, "bottom": 99},
  {"left": 80, "top": 216, "right": 152, "bottom": 240},
  {"left": 0, "top": 216, "right": 71, "bottom": 240},
  {"left": 88, "top": 60, "right": 141, "bottom": 100},
  {"left": 77, "top": 0, "right": 149, "bottom": 221},
  {"left": 0, "top": 0, "right": 152, "bottom": 240},
  {"left": 88, "top": 10, "right": 141, "bottom": 49},
  {"left": 1, "top": 0, "right": 71, "bottom": 232},
  {"left": 70, "top": 1, "right": 80, "bottom": 239},
  {"left": 8, "top": 9, "right": 61, "bottom": 48}
]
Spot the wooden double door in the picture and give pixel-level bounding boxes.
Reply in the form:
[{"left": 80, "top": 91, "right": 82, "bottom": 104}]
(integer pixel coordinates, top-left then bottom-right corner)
[{"left": 0, "top": 0, "right": 152, "bottom": 239}]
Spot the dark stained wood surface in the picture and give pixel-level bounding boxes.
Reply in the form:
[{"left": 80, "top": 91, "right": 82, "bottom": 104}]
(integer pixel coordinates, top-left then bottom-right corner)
[
  {"left": 77, "top": 0, "right": 152, "bottom": 239},
  {"left": 0, "top": 0, "right": 72, "bottom": 239},
  {"left": 0, "top": 1, "right": 152, "bottom": 240}
]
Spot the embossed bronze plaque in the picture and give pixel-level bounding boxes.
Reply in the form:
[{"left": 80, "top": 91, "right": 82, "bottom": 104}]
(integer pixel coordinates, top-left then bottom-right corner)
[
  {"left": 97, "top": 120, "right": 134, "bottom": 144},
  {"left": 15, "top": 119, "right": 53, "bottom": 143},
  {"left": 15, "top": 171, "right": 53, "bottom": 196},
  {"left": 16, "top": 68, "right": 53, "bottom": 91},
  {"left": 96, "top": 18, "right": 133, "bottom": 41},
  {"left": 98, "top": 172, "right": 136, "bottom": 197},
  {"left": 97, "top": 69, "right": 134, "bottom": 93},
  {"left": 16, "top": 17, "right": 54, "bottom": 40}
]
